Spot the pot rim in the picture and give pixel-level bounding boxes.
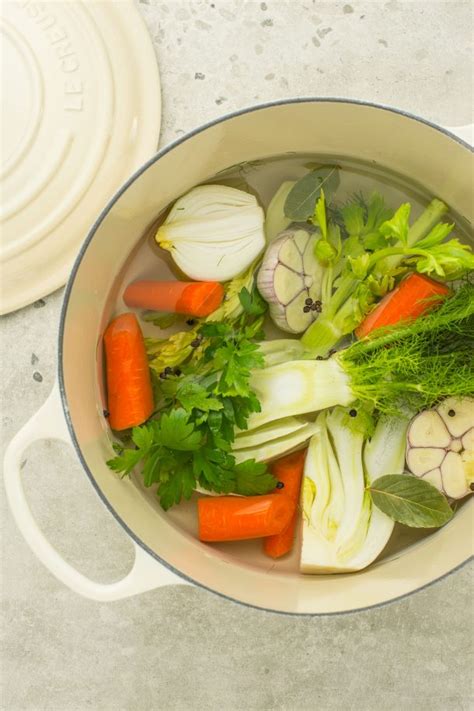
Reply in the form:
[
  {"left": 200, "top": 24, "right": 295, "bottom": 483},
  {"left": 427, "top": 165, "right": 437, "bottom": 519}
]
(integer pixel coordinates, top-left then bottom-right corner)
[{"left": 57, "top": 96, "right": 473, "bottom": 616}]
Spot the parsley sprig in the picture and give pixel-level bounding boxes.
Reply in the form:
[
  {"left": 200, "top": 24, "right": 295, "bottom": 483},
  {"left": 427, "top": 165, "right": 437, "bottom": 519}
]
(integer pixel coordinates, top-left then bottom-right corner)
[{"left": 107, "top": 286, "right": 277, "bottom": 509}]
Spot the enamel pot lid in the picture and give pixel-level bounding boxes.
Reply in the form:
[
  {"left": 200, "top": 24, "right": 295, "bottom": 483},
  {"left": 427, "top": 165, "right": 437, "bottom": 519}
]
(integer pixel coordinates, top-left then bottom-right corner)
[{"left": 1, "top": 0, "right": 161, "bottom": 314}]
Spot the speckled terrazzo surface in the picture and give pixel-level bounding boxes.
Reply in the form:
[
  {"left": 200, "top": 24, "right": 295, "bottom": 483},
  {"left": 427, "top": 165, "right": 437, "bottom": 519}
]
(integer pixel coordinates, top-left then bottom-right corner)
[{"left": 1, "top": 1, "right": 473, "bottom": 710}]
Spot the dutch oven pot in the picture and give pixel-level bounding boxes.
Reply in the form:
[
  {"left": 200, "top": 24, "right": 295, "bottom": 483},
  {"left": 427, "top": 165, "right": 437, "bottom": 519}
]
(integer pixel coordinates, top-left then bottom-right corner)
[{"left": 4, "top": 100, "right": 473, "bottom": 614}]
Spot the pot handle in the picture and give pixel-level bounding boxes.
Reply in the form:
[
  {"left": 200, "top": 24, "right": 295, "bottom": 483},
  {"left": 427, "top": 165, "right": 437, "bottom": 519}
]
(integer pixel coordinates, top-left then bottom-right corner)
[{"left": 3, "top": 384, "right": 190, "bottom": 601}]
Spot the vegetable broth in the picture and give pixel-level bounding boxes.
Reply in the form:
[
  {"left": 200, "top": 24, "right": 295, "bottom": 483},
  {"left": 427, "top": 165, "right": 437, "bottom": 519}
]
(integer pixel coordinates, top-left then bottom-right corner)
[{"left": 110, "top": 154, "right": 472, "bottom": 576}]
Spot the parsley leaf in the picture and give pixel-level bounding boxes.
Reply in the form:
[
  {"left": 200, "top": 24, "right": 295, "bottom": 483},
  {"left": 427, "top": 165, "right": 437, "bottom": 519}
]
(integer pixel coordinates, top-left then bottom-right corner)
[
  {"left": 155, "top": 409, "right": 202, "bottom": 451},
  {"left": 238, "top": 285, "right": 267, "bottom": 317},
  {"left": 107, "top": 447, "right": 144, "bottom": 476},
  {"left": 158, "top": 460, "right": 196, "bottom": 510},
  {"left": 234, "top": 459, "right": 277, "bottom": 495},
  {"left": 131, "top": 425, "right": 155, "bottom": 452},
  {"left": 176, "top": 379, "right": 223, "bottom": 412}
]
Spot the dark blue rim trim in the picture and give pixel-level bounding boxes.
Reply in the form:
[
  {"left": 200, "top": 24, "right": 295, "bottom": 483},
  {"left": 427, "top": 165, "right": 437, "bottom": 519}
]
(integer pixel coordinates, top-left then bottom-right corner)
[{"left": 58, "top": 97, "right": 473, "bottom": 616}]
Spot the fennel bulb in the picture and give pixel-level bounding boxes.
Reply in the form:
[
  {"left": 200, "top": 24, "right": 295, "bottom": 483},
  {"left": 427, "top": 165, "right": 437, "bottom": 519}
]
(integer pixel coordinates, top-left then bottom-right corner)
[
  {"left": 156, "top": 185, "right": 265, "bottom": 281},
  {"left": 233, "top": 421, "right": 320, "bottom": 464},
  {"left": 301, "top": 410, "right": 408, "bottom": 573},
  {"left": 248, "top": 282, "right": 474, "bottom": 429}
]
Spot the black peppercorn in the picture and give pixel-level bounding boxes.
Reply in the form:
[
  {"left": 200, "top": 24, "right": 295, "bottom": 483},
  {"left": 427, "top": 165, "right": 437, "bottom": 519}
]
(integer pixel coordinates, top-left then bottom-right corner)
[
  {"left": 303, "top": 305, "right": 311, "bottom": 313},
  {"left": 276, "top": 481, "right": 285, "bottom": 490},
  {"left": 305, "top": 297, "right": 313, "bottom": 306},
  {"left": 103, "top": 409, "right": 110, "bottom": 418},
  {"left": 174, "top": 368, "right": 182, "bottom": 376},
  {"left": 349, "top": 409, "right": 357, "bottom": 418},
  {"left": 164, "top": 366, "right": 173, "bottom": 375},
  {"left": 159, "top": 371, "right": 167, "bottom": 379},
  {"left": 186, "top": 318, "right": 196, "bottom": 326},
  {"left": 316, "top": 355, "right": 324, "bottom": 361},
  {"left": 191, "top": 337, "right": 202, "bottom": 348},
  {"left": 448, "top": 409, "right": 456, "bottom": 417}
]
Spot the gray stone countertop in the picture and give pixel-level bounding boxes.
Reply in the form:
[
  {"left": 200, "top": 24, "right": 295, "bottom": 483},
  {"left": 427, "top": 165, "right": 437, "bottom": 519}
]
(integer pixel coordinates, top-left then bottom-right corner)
[{"left": 1, "top": 1, "right": 473, "bottom": 710}]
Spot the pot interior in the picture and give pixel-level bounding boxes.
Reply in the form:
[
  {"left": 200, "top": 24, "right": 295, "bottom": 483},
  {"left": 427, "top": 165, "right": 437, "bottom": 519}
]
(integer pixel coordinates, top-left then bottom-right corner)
[{"left": 60, "top": 101, "right": 473, "bottom": 613}]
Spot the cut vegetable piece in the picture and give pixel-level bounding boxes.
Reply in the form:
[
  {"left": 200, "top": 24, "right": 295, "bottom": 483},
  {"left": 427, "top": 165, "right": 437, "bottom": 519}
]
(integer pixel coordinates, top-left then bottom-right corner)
[
  {"left": 355, "top": 273, "right": 450, "bottom": 339},
  {"left": 406, "top": 447, "right": 446, "bottom": 477},
  {"left": 422, "top": 468, "right": 443, "bottom": 491},
  {"left": 273, "top": 263, "right": 303, "bottom": 302},
  {"left": 155, "top": 185, "right": 265, "bottom": 281},
  {"left": 284, "top": 293, "right": 314, "bottom": 332},
  {"left": 301, "top": 412, "right": 408, "bottom": 573},
  {"left": 257, "top": 229, "right": 325, "bottom": 333},
  {"left": 407, "top": 410, "right": 451, "bottom": 449},
  {"left": 437, "top": 397, "right": 474, "bottom": 438},
  {"left": 265, "top": 181, "right": 295, "bottom": 243},
  {"left": 279, "top": 239, "right": 305, "bottom": 272},
  {"left": 264, "top": 450, "right": 307, "bottom": 559},
  {"left": 198, "top": 493, "right": 294, "bottom": 541},
  {"left": 441, "top": 451, "right": 468, "bottom": 499},
  {"left": 462, "top": 428, "right": 474, "bottom": 452},
  {"left": 233, "top": 417, "right": 310, "bottom": 450},
  {"left": 405, "top": 397, "right": 474, "bottom": 499},
  {"left": 327, "top": 409, "right": 366, "bottom": 552},
  {"left": 123, "top": 280, "right": 224, "bottom": 318},
  {"left": 247, "top": 359, "right": 353, "bottom": 430},
  {"left": 104, "top": 313, "right": 154, "bottom": 431},
  {"left": 234, "top": 422, "right": 319, "bottom": 464}
]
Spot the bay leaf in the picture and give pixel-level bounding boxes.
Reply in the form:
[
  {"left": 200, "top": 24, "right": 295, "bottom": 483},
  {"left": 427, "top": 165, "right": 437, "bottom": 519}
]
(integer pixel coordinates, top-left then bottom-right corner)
[
  {"left": 284, "top": 166, "right": 340, "bottom": 221},
  {"left": 369, "top": 473, "right": 454, "bottom": 528}
]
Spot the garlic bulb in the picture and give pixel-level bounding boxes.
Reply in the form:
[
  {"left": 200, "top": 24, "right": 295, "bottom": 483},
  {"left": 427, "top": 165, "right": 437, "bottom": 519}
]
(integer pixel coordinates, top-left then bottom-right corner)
[
  {"left": 155, "top": 185, "right": 265, "bottom": 281},
  {"left": 406, "top": 397, "right": 474, "bottom": 499},
  {"left": 257, "top": 229, "right": 325, "bottom": 333}
]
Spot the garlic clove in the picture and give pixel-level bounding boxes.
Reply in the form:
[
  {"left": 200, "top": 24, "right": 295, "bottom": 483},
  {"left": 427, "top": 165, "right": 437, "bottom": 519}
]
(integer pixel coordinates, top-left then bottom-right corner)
[
  {"left": 437, "top": 397, "right": 474, "bottom": 438},
  {"left": 274, "top": 264, "right": 303, "bottom": 304},
  {"left": 407, "top": 410, "right": 451, "bottom": 448},
  {"left": 461, "top": 427, "right": 473, "bottom": 452},
  {"left": 285, "top": 293, "right": 315, "bottom": 332},
  {"left": 279, "top": 235, "right": 307, "bottom": 271},
  {"left": 406, "top": 447, "right": 446, "bottom": 476},
  {"left": 295, "top": 230, "right": 311, "bottom": 254},
  {"left": 421, "top": 468, "right": 443, "bottom": 491},
  {"left": 441, "top": 451, "right": 469, "bottom": 499}
]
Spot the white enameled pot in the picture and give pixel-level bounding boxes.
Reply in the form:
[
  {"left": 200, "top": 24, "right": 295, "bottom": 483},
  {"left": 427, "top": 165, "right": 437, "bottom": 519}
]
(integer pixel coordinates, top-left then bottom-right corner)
[{"left": 4, "top": 100, "right": 474, "bottom": 614}]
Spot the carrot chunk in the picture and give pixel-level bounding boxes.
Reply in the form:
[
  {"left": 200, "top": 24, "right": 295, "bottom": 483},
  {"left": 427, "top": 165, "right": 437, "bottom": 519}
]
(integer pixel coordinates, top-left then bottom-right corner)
[
  {"left": 356, "top": 273, "right": 450, "bottom": 339},
  {"left": 198, "top": 493, "right": 294, "bottom": 542},
  {"left": 123, "top": 280, "right": 224, "bottom": 318},
  {"left": 264, "top": 450, "right": 307, "bottom": 559},
  {"left": 104, "top": 313, "right": 154, "bottom": 431}
]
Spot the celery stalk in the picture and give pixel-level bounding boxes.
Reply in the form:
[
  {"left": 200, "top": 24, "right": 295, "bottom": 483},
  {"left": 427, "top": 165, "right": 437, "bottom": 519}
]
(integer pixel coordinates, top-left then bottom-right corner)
[{"left": 301, "top": 198, "right": 449, "bottom": 356}]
